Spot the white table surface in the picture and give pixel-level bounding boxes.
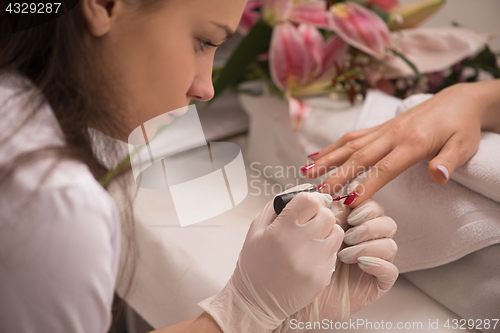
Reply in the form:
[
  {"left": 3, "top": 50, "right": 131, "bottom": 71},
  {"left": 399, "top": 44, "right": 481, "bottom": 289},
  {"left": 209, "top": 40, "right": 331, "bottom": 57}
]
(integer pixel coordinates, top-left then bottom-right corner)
[{"left": 118, "top": 135, "right": 479, "bottom": 332}]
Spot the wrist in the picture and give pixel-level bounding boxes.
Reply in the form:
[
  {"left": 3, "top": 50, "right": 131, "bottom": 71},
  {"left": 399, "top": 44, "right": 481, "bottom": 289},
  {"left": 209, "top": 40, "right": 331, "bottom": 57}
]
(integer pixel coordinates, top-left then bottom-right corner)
[{"left": 197, "top": 281, "right": 282, "bottom": 333}]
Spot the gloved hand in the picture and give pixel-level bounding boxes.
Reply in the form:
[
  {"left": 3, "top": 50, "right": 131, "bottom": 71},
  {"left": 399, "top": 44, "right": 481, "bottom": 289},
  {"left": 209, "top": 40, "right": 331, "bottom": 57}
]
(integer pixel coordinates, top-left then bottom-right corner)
[
  {"left": 274, "top": 198, "right": 398, "bottom": 332},
  {"left": 198, "top": 184, "right": 345, "bottom": 333}
]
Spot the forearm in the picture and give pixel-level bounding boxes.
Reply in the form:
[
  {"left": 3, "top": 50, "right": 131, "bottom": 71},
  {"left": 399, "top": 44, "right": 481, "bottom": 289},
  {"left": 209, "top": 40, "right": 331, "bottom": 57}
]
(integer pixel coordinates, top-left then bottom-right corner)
[
  {"left": 151, "top": 312, "right": 222, "bottom": 333},
  {"left": 472, "top": 79, "right": 500, "bottom": 133}
]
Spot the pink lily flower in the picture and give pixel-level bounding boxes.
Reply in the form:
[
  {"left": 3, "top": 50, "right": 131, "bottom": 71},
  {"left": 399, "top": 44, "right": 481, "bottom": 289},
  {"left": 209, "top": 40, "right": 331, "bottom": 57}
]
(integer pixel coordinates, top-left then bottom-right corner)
[
  {"left": 270, "top": 22, "right": 347, "bottom": 92},
  {"left": 329, "top": 2, "right": 392, "bottom": 59},
  {"left": 242, "top": 0, "right": 392, "bottom": 60},
  {"left": 269, "top": 23, "right": 316, "bottom": 92},
  {"left": 270, "top": 22, "right": 348, "bottom": 129}
]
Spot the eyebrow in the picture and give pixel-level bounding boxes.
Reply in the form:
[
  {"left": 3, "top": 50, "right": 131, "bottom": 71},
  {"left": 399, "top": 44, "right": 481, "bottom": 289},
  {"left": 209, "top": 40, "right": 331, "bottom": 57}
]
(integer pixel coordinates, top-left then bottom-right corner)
[{"left": 210, "top": 22, "right": 236, "bottom": 42}]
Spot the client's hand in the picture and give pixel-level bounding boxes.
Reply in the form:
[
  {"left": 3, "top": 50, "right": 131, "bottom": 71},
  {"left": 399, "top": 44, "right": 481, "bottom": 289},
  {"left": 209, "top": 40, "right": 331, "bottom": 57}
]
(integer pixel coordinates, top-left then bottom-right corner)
[
  {"left": 302, "top": 80, "right": 500, "bottom": 208},
  {"left": 199, "top": 185, "right": 345, "bottom": 333},
  {"left": 274, "top": 199, "right": 398, "bottom": 333}
]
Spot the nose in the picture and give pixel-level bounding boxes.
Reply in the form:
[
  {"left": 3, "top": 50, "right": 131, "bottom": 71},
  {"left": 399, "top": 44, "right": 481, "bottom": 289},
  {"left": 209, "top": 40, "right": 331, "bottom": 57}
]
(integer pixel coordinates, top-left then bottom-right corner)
[{"left": 187, "top": 62, "right": 215, "bottom": 102}]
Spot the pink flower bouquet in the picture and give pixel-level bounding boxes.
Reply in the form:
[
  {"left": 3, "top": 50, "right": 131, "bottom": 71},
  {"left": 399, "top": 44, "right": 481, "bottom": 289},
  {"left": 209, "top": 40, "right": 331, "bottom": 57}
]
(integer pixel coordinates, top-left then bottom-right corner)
[{"left": 213, "top": 0, "right": 499, "bottom": 130}]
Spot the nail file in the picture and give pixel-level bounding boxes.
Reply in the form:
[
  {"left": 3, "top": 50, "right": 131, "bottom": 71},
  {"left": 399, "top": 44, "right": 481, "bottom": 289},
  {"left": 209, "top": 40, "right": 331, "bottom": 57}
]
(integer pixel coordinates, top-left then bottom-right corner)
[{"left": 273, "top": 188, "right": 321, "bottom": 215}]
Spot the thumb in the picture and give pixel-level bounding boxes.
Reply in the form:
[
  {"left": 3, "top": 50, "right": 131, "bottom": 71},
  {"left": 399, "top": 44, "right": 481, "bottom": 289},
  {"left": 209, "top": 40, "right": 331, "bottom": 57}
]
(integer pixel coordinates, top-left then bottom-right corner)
[{"left": 428, "top": 133, "right": 480, "bottom": 185}]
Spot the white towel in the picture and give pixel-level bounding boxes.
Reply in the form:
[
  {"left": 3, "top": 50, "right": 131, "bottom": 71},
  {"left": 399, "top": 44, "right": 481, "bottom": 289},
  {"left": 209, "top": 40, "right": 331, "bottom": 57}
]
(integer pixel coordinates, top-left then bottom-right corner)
[{"left": 356, "top": 91, "right": 500, "bottom": 273}]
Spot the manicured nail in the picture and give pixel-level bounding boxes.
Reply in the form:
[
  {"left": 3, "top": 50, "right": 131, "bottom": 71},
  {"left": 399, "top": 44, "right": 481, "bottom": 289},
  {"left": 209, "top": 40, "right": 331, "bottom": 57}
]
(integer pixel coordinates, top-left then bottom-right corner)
[
  {"left": 317, "top": 183, "right": 326, "bottom": 191},
  {"left": 343, "top": 192, "right": 358, "bottom": 205},
  {"left": 357, "top": 256, "right": 376, "bottom": 267},
  {"left": 307, "top": 152, "right": 320, "bottom": 159},
  {"left": 437, "top": 165, "right": 449, "bottom": 180},
  {"left": 300, "top": 163, "right": 315, "bottom": 173}
]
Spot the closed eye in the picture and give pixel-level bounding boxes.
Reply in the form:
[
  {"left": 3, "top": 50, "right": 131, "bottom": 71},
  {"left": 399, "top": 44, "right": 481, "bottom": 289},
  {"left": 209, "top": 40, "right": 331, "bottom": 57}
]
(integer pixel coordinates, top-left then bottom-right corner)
[{"left": 199, "top": 39, "right": 221, "bottom": 52}]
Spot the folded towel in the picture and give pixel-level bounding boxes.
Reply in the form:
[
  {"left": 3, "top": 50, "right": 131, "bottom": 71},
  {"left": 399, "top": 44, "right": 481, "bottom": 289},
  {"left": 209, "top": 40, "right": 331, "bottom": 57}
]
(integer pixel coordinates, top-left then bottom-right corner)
[{"left": 356, "top": 91, "right": 500, "bottom": 273}]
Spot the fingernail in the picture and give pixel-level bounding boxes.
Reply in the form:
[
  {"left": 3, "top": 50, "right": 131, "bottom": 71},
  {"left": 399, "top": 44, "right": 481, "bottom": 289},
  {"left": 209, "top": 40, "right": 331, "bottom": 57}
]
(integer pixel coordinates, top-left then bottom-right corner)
[
  {"left": 343, "top": 225, "right": 367, "bottom": 245},
  {"left": 317, "top": 183, "right": 326, "bottom": 191},
  {"left": 308, "top": 152, "right": 320, "bottom": 159},
  {"left": 300, "top": 163, "right": 315, "bottom": 173},
  {"left": 347, "top": 205, "right": 370, "bottom": 226},
  {"left": 357, "top": 256, "right": 376, "bottom": 267},
  {"left": 337, "top": 247, "right": 356, "bottom": 262},
  {"left": 343, "top": 192, "right": 358, "bottom": 205},
  {"left": 437, "top": 165, "right": 449, "bottom": 180}
]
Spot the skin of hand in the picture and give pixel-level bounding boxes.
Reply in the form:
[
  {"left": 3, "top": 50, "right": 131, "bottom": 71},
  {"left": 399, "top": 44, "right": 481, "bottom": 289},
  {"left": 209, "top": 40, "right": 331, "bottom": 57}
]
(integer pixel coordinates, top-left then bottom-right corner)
[
  {"left": 274, "top": 199, "right": 398, "bottom": 332},
  {"left": 303, "top": 79, "right": 500, "bottom": 208}
]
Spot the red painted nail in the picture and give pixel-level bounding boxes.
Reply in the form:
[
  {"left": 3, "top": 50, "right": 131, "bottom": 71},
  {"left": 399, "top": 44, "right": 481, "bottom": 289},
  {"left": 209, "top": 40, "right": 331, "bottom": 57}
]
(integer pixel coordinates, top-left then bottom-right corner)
[
  {"left": 317, "top": 183, "right": 326, "bottom": 191},
  {"left": 344, "top": 192, "right": 359, "bottom": 205},
  {"left": 332, "top": 194, "right": 349, "bottom": 201},
  {"left": 308, "top": 152, "right": 320, "bottom": 159},
  {"left": 300, "top": 163, "right": 315, "bottom": 172}
]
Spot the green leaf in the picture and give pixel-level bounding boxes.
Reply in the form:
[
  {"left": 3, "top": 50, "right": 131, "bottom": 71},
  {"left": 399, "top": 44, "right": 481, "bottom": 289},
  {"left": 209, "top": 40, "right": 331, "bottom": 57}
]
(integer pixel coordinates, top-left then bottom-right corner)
[{"left": 212, "top": 20, "right": 273, "bottom": 101}]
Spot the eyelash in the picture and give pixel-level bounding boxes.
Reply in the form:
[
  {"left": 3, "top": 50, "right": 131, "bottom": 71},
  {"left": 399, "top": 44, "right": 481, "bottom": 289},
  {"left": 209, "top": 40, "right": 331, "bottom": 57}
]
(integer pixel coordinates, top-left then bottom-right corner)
[{"left": 198, "top": 39, "right": 220, "bottom": 52}]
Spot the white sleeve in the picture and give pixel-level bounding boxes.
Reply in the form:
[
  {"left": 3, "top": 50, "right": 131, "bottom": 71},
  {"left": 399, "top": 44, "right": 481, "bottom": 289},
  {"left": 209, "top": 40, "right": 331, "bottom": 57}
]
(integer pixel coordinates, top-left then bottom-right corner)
[{"left": 0, "top": 166, "right": 121, "bottom": 333}]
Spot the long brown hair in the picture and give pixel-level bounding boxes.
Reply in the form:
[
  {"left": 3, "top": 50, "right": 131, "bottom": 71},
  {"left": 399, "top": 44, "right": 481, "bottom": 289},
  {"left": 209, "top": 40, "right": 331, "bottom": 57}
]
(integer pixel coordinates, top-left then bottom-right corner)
[{"left": 0, "top": 0, "right": 145, "bottom": 319}]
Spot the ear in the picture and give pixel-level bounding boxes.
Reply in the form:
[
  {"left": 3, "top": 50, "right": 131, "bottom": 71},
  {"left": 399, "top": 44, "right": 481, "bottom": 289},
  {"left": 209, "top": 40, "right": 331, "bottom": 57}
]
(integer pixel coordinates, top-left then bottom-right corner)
[{"left": 81, "top": 0, "right": 121, "bottom": 36}]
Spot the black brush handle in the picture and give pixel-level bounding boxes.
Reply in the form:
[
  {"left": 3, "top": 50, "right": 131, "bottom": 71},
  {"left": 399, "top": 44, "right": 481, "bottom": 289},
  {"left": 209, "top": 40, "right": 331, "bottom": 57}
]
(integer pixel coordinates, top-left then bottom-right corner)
[{"left": 273, "top": 187, "right": 321, "bottom": 215}]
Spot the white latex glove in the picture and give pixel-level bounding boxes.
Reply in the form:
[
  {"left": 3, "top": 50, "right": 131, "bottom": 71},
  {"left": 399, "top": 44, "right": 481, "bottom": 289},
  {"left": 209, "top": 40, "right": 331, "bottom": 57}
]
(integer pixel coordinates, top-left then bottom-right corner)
[
  {"left": 198, "top": 184, "right": 345, "bottom": 333},
  {"left": 274, "top": 198, "right": 398, "bottom": 332}
]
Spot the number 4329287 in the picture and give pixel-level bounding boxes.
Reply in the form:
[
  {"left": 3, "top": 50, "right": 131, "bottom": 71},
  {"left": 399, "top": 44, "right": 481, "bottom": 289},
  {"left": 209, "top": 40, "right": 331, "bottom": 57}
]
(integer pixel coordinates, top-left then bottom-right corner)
[{"left": 6, "top": 2, "right": 62, "bottom": 14}]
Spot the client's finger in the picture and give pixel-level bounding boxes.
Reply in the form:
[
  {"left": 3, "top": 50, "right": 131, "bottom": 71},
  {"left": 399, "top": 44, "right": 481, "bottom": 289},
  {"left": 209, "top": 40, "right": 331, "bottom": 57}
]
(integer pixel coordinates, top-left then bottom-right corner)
[
  {"left": 344, "top": 216, "right": 397, "bottom": 245},
  {"left": 347, "top": 199, "right": 385, "bottom": 226},
  {"left": 357, "top": 257, "right": 399, "bottom": 291},
  {"left": 348, "top": 145, "right": 426, "bottom": 208},
  {"left": 302, "top": 130, "right": 383, "bottom": 179},
  {"left": 320, "top": 136, "right": 393, "bottom": 191},
  {"left": 310, "top": 126, "right": 381, "bottom": 161},
  {"left": 337, "top": 238, "right": 397, "bottom": 264},
  {"left": 428, "top": 132, "right": 481, "bottom": 185}
]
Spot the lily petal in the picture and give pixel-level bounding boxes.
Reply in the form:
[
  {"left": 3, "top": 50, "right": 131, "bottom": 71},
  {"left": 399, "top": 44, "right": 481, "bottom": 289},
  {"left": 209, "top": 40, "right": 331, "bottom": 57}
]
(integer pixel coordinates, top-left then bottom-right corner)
[
  {"left": 288, "top": 95, "right": 312, "bottom": 131},
  {"left": 289, "top": 0, "right": 331, "bottom": 29},
  {"left": 329, "top": 2, "right": 392, "bottom": 59},
  {"left": 263, "top": 0, "right": 293, "bottom": 26},
  {"left": 321, "top": 34, "right": 348, "bottom": 78},
  {"left": 269, "top": 23, "right": 314, "bottom": 91},
  {"left": 297, "top": 24, "right": 324, "bottom": 78},
  {"left": 379, "top": 27, "right": 490, "bottom": 77}
]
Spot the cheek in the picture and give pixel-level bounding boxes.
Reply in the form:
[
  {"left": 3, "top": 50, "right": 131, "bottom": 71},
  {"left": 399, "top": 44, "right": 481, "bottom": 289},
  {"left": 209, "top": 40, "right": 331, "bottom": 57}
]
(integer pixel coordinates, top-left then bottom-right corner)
[
  {"left": 144, "top": 36, "right": 196, "bottom": 113},
  {"left": 114, "top": 30, "right": 197, "bottom": 127},
  {"left": 156, "top": 41, "right": 197, "bottom": 104}
]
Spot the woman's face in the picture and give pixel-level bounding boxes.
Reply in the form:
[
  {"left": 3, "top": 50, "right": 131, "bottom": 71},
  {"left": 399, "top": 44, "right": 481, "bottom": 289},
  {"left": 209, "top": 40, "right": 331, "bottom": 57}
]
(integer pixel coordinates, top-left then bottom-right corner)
[{"left": 83, "top": 0, "right": 247, "bottom": 138}]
